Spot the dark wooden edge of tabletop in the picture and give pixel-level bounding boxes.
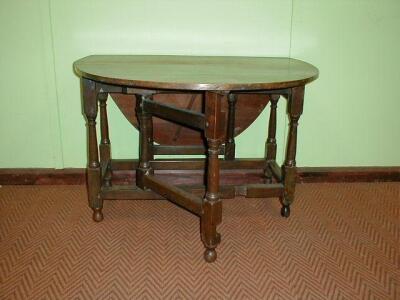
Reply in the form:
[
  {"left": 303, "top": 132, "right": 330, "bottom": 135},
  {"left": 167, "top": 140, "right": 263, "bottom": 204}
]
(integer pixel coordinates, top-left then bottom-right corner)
[{"left": 0, "top": 167, "right": 399, "bottom": 185}]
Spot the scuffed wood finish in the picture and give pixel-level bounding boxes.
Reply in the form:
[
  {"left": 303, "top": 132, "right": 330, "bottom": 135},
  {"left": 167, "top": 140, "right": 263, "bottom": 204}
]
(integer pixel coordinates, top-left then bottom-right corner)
[{"left": 74, "top": 55, "right": 318, "bottom": 91}]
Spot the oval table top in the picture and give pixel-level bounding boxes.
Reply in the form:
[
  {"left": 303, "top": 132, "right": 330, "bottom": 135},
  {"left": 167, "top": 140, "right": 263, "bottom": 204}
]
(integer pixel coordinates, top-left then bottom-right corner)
[{"left": 74, "top": 55, "right": 318, "bottom": 91}]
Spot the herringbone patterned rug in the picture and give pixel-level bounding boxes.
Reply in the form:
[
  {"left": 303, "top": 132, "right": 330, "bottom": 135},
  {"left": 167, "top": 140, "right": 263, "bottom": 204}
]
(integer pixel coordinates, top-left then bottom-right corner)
[{"left": 0, "top": 183, "right": 399, "bottom": 299}]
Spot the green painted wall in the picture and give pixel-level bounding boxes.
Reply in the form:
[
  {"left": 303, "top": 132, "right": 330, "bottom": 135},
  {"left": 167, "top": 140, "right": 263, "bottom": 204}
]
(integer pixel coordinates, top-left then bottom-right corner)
[{"left": 0, "top": 0, "right": 399, "bottom": 168}]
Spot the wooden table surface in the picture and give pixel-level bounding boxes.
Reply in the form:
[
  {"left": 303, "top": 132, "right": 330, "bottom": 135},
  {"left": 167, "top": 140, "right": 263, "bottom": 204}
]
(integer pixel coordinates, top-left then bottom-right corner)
[{"left": 74, "top": 55, "right": 318, "bottom": 91}]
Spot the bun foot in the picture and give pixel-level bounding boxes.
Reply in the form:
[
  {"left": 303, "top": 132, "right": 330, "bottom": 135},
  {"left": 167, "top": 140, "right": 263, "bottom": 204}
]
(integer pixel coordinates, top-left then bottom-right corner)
[
  {"left": 204, "top": 248, "right": 217, "bottom": 263},
  {"left": 92, "top": 208, "right": 104, "bottom": 222},
  {"left": 281, "top": 205, "right": 290, "bottom": 218}
]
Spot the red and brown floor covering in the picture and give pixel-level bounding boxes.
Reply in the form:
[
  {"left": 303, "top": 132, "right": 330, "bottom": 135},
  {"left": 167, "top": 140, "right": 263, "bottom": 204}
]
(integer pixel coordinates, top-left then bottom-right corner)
[{"left": 0, "top": 183, "right": 399, "bottom": 299}]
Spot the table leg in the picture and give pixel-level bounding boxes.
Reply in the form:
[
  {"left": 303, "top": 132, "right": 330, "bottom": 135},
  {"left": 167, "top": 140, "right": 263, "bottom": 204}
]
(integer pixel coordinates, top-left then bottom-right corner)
[
  {"left": 82, "top": 78, "right": 103, "bottom": 222},
  {"left": 224, "top": 93, "right": 237, "bottom": 160},
  {"left": 201, "top": 91, "right": 224, "bottom": 263},
  {"left": 146, "top": 95, "right": 154, "bottom": 162},
  {"left": 99, "top": 92, "right": 112, "bottom": 187},
  {"left": 136, "top": 95, "right": 154, "bottom": 190},
  {"left": 281, "top": 86, "right": 304, "bottom": 218},
  {"left": 264, "top": 94, "right": 280, "bottom": 183}
]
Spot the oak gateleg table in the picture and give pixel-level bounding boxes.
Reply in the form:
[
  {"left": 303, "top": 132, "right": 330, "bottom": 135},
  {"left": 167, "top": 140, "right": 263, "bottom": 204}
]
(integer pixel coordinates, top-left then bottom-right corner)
[{"left": 74, "top": 55, "right": 318, "bottom": 263}]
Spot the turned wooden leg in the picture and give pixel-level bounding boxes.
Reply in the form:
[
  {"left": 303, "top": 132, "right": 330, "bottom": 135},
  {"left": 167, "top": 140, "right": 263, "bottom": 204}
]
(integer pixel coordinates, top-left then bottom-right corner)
[
  {"left": 264, "top": 94, "right": 280, "bottom": 183},
  {"left": 224, "top": 93, "right": 237, "bottom": 160},
  {"left": 82, "top": 78, "right": 103, "bottom": 222},
  {"left": 99, "top": 92, "right": 112, "bottom": 187},
  {"left": 201, "top": 91, "right": 224, "bottom": 263},
  {"left": 146, "top": 95, "right": 154, "bottom": 162},
  {"left": 281, "top": 86, "right": 304, "bottom": 218},
  {"left": 136, "top": 95, "right": 154, "bottom": 190}
]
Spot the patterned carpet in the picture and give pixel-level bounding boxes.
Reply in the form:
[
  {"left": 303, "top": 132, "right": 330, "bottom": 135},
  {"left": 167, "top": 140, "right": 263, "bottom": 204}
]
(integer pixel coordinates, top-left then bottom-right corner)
[{"left": 0, "top": 183, "right": 399, "bottom": 299}]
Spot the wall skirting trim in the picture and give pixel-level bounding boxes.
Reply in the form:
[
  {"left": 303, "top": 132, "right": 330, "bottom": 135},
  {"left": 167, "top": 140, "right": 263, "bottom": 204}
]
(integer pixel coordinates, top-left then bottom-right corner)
[{"left": 0, "top": 167, "right": 399, "bottom": 185}]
